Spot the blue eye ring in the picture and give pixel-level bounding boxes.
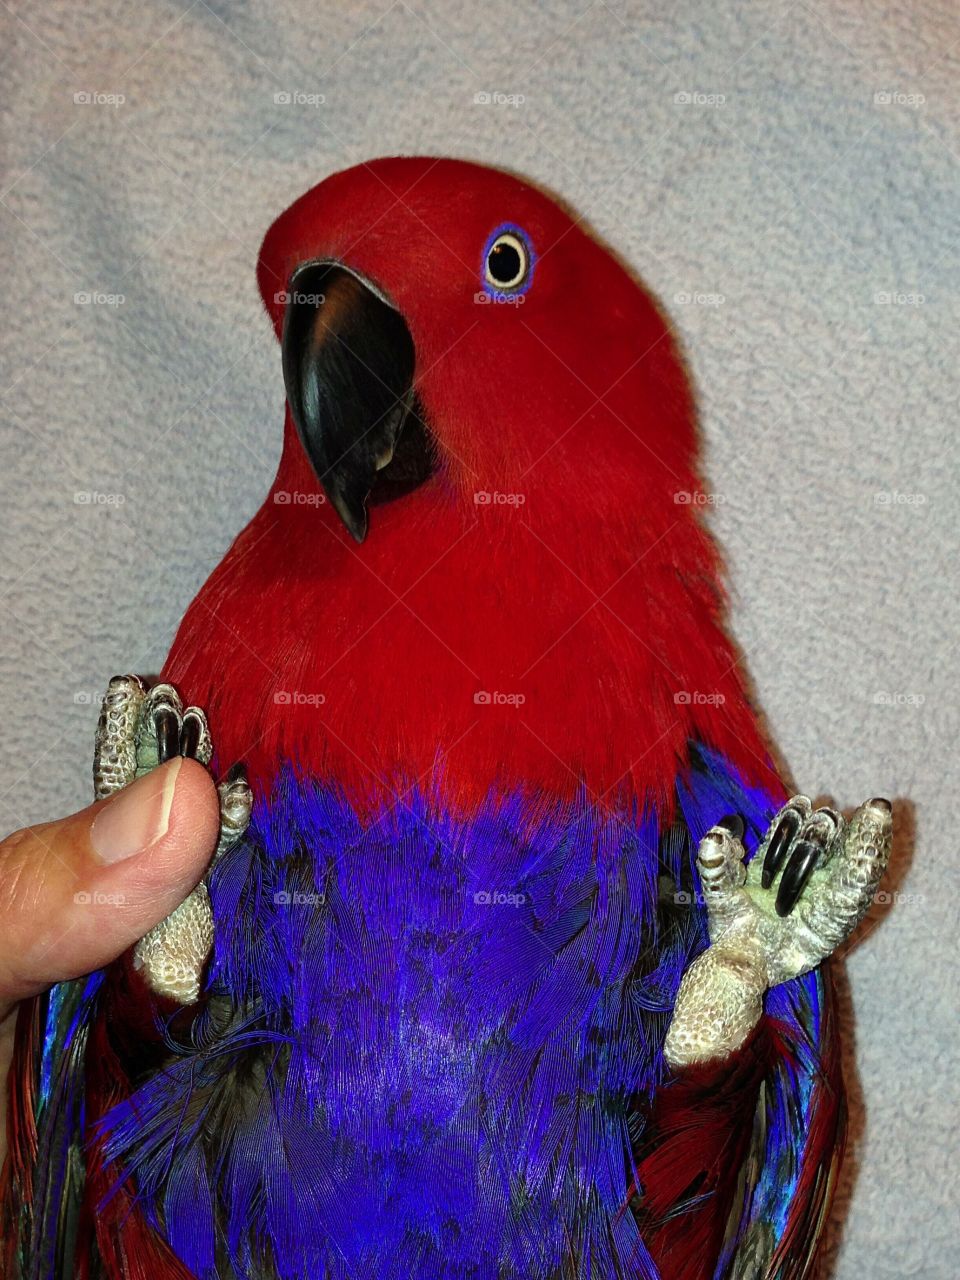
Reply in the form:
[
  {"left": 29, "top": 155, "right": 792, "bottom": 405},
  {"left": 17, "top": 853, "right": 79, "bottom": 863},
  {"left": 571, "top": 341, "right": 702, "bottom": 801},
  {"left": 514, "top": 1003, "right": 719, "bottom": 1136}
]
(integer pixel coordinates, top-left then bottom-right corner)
[{"left": 481, "top": 224, "right": 535, "bottom": 299}]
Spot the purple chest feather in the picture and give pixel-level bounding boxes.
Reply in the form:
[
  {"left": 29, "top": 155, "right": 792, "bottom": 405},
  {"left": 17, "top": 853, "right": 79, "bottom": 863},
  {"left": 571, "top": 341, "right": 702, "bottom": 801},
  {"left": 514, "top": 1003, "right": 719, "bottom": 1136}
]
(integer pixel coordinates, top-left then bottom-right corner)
[{"left": 101, "top": 758, "right": 778, "bottom": 1280}]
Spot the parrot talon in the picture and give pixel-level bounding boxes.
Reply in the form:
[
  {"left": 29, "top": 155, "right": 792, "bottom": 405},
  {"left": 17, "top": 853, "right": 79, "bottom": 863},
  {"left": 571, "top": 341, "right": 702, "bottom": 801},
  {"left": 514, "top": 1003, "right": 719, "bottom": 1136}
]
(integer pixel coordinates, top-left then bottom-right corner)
[
  {"left": 773, "top": 806, "right": 842, "bottom": 915},
  {"left": 775, "top": 839, "right": 820, "bottom": 916},
  {"left": 760, "top": 802, "right": 806, "bottom": 888},
  {"left": 664, "top": 792, "right": 893, "bottom": 1068},
  {"left": 153, "top": 708, "right": 181, "bottom": 763},
  {"left": 179, "top": 707, "right": 213, "bottom": 763},
  {"left": 179, "top": 711, "right": 201, "bottom": 758},
  {"left": 214, "top": 764, "right": 253, "bottom": 866},
  {"left": 716, "top": 813, "right": 745, "bottom": 840},
  {"left": 92, "top": 676, "right": 252, "bottom": 1004}
]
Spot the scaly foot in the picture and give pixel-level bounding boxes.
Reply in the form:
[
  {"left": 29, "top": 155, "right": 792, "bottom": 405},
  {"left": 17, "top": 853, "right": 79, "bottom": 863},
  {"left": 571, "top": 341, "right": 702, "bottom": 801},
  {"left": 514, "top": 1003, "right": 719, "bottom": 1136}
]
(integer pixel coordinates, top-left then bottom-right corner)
[
  {"left": 664, "top": 795, "right": 893, "bottom": 1068},
  {"left": 93, "top": 675, "right": 252, "bottom": 1003}
]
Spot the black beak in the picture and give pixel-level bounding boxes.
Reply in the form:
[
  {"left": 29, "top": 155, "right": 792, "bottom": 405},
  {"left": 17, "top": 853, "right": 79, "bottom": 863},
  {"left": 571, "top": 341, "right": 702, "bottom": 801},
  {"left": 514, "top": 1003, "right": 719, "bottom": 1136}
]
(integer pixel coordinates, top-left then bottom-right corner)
[{"left": 281, "top": 261, "right": 418, "bottom": 542}]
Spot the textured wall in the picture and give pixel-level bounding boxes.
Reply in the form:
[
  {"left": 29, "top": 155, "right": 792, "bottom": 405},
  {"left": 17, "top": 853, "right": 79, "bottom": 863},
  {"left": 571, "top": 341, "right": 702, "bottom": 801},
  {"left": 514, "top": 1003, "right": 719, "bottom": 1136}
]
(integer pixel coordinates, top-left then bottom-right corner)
[{"left": 0, "top": 2, "right": 957, "bottom": 1274}]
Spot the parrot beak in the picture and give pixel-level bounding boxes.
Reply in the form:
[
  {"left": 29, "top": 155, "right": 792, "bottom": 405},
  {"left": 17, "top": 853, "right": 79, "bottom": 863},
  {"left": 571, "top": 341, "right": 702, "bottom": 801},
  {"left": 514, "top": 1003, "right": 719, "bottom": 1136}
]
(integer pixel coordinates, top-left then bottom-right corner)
[{"left": 281, "top": 261, "right": 427, "bottom": 542}]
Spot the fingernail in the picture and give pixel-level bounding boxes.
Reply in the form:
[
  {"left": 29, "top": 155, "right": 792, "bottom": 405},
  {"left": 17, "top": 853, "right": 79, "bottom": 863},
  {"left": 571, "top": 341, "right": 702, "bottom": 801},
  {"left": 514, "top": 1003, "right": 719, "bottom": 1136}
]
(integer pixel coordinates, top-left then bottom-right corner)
[{"left": 90, "top": 758, "right": 183, "bottom": 864}]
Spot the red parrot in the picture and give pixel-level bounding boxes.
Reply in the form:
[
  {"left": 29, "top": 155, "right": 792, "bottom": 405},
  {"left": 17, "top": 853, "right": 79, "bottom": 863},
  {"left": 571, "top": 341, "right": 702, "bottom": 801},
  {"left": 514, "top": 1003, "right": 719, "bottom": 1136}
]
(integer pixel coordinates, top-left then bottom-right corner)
[{"left": 1, "top": 157, "right": 891, "bottom": 1280}]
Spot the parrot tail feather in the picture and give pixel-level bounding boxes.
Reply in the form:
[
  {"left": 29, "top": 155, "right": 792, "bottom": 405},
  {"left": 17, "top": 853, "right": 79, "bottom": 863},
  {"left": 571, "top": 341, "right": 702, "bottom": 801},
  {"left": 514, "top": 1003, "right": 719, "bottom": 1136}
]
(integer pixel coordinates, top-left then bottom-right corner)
[
  {"left": 633, "top": 969, "right": 843, "bottom": 1280},
  {"left": 632, "top": 1019, "right": 784, "bottom": 1278},
  {"left": 1, "top": 975, "right": 104, "bottom": 1280},
  {"left": 1, "top": 994, "right": 43, "bottom": 1277},
  {"left": 66, "top": 958, "right": 208, "bottom": 1280}
]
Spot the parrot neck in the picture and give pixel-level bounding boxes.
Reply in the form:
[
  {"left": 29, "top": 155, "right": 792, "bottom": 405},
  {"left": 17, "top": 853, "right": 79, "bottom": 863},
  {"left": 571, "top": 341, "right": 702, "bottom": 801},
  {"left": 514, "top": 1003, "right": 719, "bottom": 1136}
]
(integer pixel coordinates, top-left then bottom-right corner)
[{"left": 163, "top": 416, "right": 778, "bottom": 815}]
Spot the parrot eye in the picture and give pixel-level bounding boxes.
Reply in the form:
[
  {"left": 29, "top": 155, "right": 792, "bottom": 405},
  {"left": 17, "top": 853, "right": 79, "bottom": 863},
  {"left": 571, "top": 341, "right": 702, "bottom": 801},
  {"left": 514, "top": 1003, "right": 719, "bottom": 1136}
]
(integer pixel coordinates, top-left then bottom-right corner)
[{"left": 483, "top": 227, "right": 533, "bottom": 295}]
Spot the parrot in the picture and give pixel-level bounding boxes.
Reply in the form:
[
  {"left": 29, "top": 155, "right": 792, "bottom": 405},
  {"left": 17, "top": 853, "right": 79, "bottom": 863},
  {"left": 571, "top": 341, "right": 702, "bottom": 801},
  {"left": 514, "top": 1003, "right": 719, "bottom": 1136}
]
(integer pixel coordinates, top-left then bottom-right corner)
[{"left": 0, "top": 156, "right": 893, "bottom": 1280}]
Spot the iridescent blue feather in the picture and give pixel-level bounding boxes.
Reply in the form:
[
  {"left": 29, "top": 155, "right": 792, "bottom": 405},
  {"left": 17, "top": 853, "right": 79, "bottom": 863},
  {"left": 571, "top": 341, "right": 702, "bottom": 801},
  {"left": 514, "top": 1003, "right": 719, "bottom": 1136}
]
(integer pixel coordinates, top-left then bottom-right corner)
[{"left": 98, "top": 752, "right": 828, "bottom": 1280}]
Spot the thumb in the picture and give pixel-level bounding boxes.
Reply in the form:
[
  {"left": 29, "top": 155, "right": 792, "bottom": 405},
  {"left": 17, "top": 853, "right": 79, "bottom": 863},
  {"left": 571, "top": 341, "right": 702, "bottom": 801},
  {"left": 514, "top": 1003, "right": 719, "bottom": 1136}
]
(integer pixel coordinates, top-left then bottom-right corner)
[{"left": 0, "top": 757, "right": 220, "bottom": 1014}]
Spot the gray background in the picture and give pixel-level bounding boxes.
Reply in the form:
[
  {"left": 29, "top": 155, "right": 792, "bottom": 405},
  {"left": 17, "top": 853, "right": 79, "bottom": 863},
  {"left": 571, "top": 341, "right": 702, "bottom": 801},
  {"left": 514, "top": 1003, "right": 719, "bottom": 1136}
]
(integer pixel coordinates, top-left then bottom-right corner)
[{"left": 0, "top": 2, "right": 957, "bottom": 1275}]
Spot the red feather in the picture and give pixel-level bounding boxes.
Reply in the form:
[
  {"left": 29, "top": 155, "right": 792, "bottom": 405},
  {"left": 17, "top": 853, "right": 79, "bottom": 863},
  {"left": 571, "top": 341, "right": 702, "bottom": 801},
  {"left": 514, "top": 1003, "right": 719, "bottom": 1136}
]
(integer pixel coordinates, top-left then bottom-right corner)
[
  {"left": 1, "top": 998, "right": 42, "bottom": 1275},
  {"left": 76, "top": 967, "right": 196, "bottom": 1279},
  {"left": 635, "top": 1026, "right": 782, "bottom": 1277},
  {"left": 1, "top": 159, "right": 843, "bottom": 1280},
  {"left": 165, "top": 157, "right": 775, "bottom": 816},
  {"left": 772, "top": 969, "right": 845, "bottom": 1278},
  {"left": 635, "top": 977, "right": 844, "bottom": 1280}
]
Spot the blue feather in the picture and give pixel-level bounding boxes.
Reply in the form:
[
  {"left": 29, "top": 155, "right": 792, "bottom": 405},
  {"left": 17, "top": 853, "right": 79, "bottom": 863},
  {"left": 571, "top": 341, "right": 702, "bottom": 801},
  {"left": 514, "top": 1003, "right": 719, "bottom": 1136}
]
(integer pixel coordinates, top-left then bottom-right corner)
[{"left": 98, "top": 754, "right": 823, "bottom": 1279}]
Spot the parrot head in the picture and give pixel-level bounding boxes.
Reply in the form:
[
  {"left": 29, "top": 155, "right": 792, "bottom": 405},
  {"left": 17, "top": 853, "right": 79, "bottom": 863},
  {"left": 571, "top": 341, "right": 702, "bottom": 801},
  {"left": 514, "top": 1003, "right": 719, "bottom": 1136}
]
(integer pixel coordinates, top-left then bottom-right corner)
[
  {"left": 257, "top": 156, "right": 697, "bottom": 545},
  {"left": 166, "top": 157, "right": 773, "bottom": 810}
]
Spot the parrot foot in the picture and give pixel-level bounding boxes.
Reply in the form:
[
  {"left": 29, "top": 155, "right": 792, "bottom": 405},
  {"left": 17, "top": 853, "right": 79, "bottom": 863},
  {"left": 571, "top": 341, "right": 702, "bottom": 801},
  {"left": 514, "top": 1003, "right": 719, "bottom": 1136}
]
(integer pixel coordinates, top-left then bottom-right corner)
[
  {"left": 93, "top": 675, "right": 252, "bottom": 1004},
  {"left": 663, "top": 795, "right": 892, "bottom": 1069}
]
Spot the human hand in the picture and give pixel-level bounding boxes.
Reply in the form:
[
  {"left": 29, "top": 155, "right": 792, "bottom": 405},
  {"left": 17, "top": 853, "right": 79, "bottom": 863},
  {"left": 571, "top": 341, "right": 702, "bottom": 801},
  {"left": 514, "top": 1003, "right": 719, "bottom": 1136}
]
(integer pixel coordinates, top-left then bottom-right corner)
[{"left": 0, "top": 756, "right": 220, "bottom": 1159}]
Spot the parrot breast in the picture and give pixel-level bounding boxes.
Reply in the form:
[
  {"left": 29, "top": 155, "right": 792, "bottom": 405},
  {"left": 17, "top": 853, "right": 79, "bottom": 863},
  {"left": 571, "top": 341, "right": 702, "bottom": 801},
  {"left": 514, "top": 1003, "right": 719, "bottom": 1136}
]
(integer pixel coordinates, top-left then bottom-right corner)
[{"left": 97, "top": 753, "right": 787, "bottom": 1280}]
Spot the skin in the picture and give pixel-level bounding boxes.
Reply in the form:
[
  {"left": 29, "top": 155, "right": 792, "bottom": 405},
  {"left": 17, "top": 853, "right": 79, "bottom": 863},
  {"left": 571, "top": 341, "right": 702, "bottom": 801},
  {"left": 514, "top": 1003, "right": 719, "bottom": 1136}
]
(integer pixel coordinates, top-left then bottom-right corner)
[{"left": 0, "top": 757, "right": 220, "bottom": 1161}]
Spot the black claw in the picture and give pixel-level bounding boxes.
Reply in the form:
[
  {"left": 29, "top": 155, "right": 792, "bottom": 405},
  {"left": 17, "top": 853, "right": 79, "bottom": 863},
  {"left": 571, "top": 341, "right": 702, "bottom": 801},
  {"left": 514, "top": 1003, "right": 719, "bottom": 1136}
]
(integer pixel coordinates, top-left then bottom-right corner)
[
  {"left": 226, "top": 761, "right": 247, "bottom": 785},
  {"left": 775, "top": 839, "right": 821, "bottom": 916},
  {"left": 716, "top": 813, "right": 745, "bottom": 841},
  {"left": 180, "top": 713, "right": 202, "bottom": 758},
  {"left": 153, "top": 708, "right": 180, "bottom": 762},
  {"left": 762, "top": 807, "right": 803, "bottom": 889}
]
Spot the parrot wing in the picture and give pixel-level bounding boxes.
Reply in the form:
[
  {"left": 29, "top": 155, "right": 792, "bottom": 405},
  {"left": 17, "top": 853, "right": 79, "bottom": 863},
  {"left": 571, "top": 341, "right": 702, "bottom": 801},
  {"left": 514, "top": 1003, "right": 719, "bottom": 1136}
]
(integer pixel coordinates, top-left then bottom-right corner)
[
  {"left": 1, "top": 975, "right": 101, "bottom": 1280},
  {"left": 721, "top": 967, "right": 844, "bottom": 1280},
  {"left": 633, "top": 746, "right": 845, "bottom": 1280},
  {"left": 2, "top": 969, "right": 196, "bottom": 1280}
]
